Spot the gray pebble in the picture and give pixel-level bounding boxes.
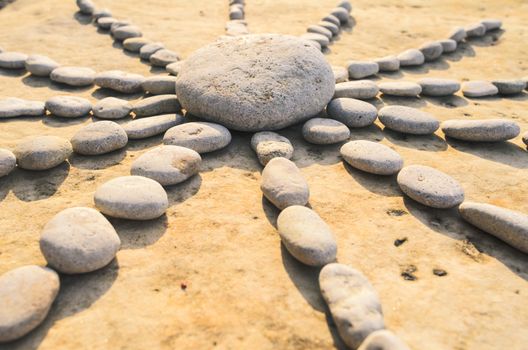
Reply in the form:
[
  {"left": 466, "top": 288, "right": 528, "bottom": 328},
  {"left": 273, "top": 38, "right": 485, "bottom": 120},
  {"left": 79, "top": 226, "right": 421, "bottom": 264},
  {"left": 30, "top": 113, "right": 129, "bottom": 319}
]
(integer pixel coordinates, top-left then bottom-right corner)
[
  {"left": 300, "top": 33, "right": 329, "bottom": 47},
  {"left": 124, "top": 114, "right": 183, "bottom": 139},
  {"left": 0, "top": 148, "right": 16, "bottom": 177},
  {"left": 96, "top": 17, "right": 117, "bottom": 30},
  {"left": 307, "top": 25, "right": 333, "bottom": 40},
  {"left": 397, "top": 49, "right": 425, "bottom": 67},
  {"left": 419, "top": 41, "right": 443, "bottom": 61},
  {"left": 332, "top": 65, "right": 349, "bottom": 83},
  {"left": 378, "top": 81, "right": 422, "bottom": 97},
  {"left": 95, "top": 70, "right": 145, "bottom": 94},
  {"left": 346, "top": 61, "right": 379, "bottom": 79},
  {"left": 163, "top": 122, "right": 231, "bottom": 153},
  {"left": 318, "top": 21, "right": 339, "bottom": 36},
  {"left": 330, "top": 7, "right": 349, "bottom": 23},
  {"left": 461, "top": 81, "right": 498, "bottom": 97},
  {"left": 481, "top": 18, "right": 502, "bottom": 31},
  {"left": 302, "top": 118, "right": 350, "bottom": 144},
  {"left": 251, "top": 131, "right": 294, "bottom": 166},
  {"left": 441, "top": 119, "right": 520, "bottom": 142},
  {"left": 321, "top": 14, "right": 340, "bottom": 27},
  {"left": 110, "top": 21, "right": 131, "bottom": 34},
  {"left": 358, "top": 330, "right": 410, "bottom": 350},
  {"left": 378, "top": 105, "right": 439, "bottom": 135},
  {"left": 0, "top": 98, "right": 45, "bottom": 118},
  {"left": 334, "top": 80, "right": 379, "bottom": 100},
  {"left": 523, "top": 131, "right": 528, "bottom": 147},
  {"left": 418, "top": 78, "right": 460, "bottom": 96},
  {"left": 438, "top": 39, "right": 457, "bottom": 53},
  {"left": 166, "top": 60, "right": 185, "bottom": 76},
  {"left": 150, "top": 49, "right": 181, "bottom": 67},
  {"left": 50, "top": 66, "right": 96, "bottom": 87},
  {"left": 112, "top": 25, "right": 142, "bottom": 41},
  {"left": 76, "top": 0, "right": 95, "bottom": 15},
  {"left": 337, "top": 0, "right": 352, "bottom": 12},
  {"left": 123, "top": 37, "right": 151, "bottom": 52},
  {"left": 142, "top": 76, "right": 177, "bottom": 95},
  {"left": 465, "top": 23, "right": 486, "bottom": 37},
  {"left": 14, "top": 135, "right": 72, "bottom": 170},
  {"left": 139, "top": 42, "right": 165, "bottom": 60},
  {"left": 25, "top": 55, "right": 59, "bottom": 77},
  {"left": 93, "top": 97, "right": 132, "bottom": 120},
  {"left": 326, "top": 98, "right": 377, "bottom": 128},
  {"left": 133, "top": 95, "right": 181, "bottom": 118},
  {"left": 71, "top": 121, "right": 128, "bottom": 155},
  {"left": 92, "top": 8, "right": 111, "bottom": 20},
  {"left": 45, "top": 96, "right": 92, "bottom": 118},
  {"left": 0, "top": 52, "right": 28, "bottom": 69},
  {"left": 229, "top": 7, "right": 243, "bottom": 20},
  {"left": 491, "top": 79, "right": 527, "bottom": 95},
  {"left": 448, "top": 27, "right": 467, "bottom": 42},
  {"left": 374, "top": 56, "right": 400, "bottom": 72},
  {"left": 340, "top": 140, "right": 403, "bottom": 175}
]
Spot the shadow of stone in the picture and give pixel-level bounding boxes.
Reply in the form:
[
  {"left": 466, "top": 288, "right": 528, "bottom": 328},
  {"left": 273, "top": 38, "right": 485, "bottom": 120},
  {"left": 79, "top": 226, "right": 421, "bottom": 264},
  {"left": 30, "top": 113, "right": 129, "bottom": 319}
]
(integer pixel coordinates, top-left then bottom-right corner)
[
  {"left": 378, "top": 70, "right": 404, "bottom": 80},
  {"left": 69, "top": 149, "right": 127, "bottom": 170},
  {"left": 423, "top": 95, "right": 468, "bottom": 109},
  {"left": 377, "top": 95, "right": 427, "bottom": 108},
  {"left": 73, "top": 11, "right": 92, "bottom": 25},
  {"left": 9, "top": 162, "right": 70, "bottom": 202},
  {"left": 41, "top": 115, "right": 90, "bottom": 128},
  {"left": 343, "top": 162, "right": 402, "bottom": 197},
  {"left": 261, "top": 196, "right": 280, "bottom": 228},
  {"left": 348, "top": 123, "right": 385, "bottom": 142},
  {"left": 125, "top": 134, "right": 163, "bottom": 151},
  {"left": 91, "top": 88, "right": 145, "bottom": 101},
  {"left": 200, "top": 130, "right": 261, "bottom": 172},
  {"left": 0, "top": 67, "right": 26, "bottom": 77},
  {"left": 165, "top": 174, "right": 202, "bottom": 207},
  {"left": 442, "top": 42, "right": 476, "bottom": 63},
  {"left": 149, "top": 65, "right": 168, "bottom": 74},
  {"left": 466, "top": 29, "right": 504, "bottom": 48},
  {"left": 110, "top": 215, "right": 168, "bottom": 249},
  {"left": 382, "top": 128, "right": 448, "bottom": 152},
  {"left": 21, "top": 75, "right": 52, "bottom": 88}
]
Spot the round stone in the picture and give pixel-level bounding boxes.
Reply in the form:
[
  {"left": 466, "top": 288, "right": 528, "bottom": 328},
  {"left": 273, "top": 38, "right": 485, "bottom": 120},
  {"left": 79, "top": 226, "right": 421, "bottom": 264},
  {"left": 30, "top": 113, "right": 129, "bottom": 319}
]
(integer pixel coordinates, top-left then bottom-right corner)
[
  {"left": 112, "top": 25, "right": 142, "bottom": 41},
  {"left": 0, "top": 52, "right": 28, "bottom": 69},
  {"left": 40, "top": 207, "right": 121, "bottom": 274},
  {"left": 0, "top": 265, "right": 60, "bottom": 343},
  {"left": 142, "top": 76, "right": 177, "bottom": 95},
  {"left": 481, "top": 19, "right": 502, "bottom": 31},
  {"left": 340, "top": 140, "right": 403, "bottom": 175},
  {"left": 302, "top": 118, "right": 350, "bottom": 145},
  {"left": 448, "top": 27, "right": 467, "bottom": 42},
  {"left": 71, "top": 121, "right": 128, "bottom": 155},
  {"left": 96, "top": 17, "right": 117, "bottom": 30},
  {"left": 166, "top": 60, "right": 185, "bottom": 76},
  {"left": 461, "top": 81, "right": 499, "bottom": 97},
  {"left": 76, "top": 0, "right": 95, "bottom": 15},
  {"left": 133, "top": 95, "right": 181, "bottom": 118},
  {"left": 418, "top": 78, "right": 460, "bottom": 96},
  {"left": 307, "top": 25, "right": 332, "bottom": 40},
  {"left": 358, "top": 330, "right": 410, "bottom": 350},
  {"left": 338, "top": 0, "right": 352, "bottom": 12},
  {"left": 150, "top": 49, "right": 181, "bottom": 67},
  {"left": 25, "top": 55, "right": 59, "bottom": 77},
  {"left": 397, "top": 49, "right": 425, "bottom": 67},
  {"left": 123, "top": 114, "right": 183, "bottom": 139},
  {"left": 418, "top": 41, "right": 443, "bottom": 61},
  {"left": 332, "top": 65, "right": 349, "bottom": 83},
  {"left": 14, "top": 136, "right": 72, "bottom": 170},
  {"left": 0, "top": 98, "right": 45, "bottom": 118},
  {"left": 465, "top": 23, "right": 486, "bottom": 37},
  {"left": 94, "top": 176, "right": 169, "bottom": 220},
  {"left": 123, "top": 37, "right": 151, "bottom": 52},
  {"left": 441, "top": 119, "right": 520, "bottom": 142},
  {"left": 163, "top": 122, "right": 231, "bottom": 153},
  {"left": 439, "top": 39, "right": 457, "bottom": 53},
  {"left": 45, "top": 96, "right": 92, "bottom": 118},
  {"left": 139, "top": 42, "right": 164, "bottom": 60},
  {"left": 397, "top": 165, "right": 464, "bottom": 208},
  {"left": 277, "top": 205, "right": 337, "bottom": 266},
  {"left": 346, "top": 61, "right": 379, "bottom": 79},
  {"left": 491, "top": 79, "right": 527, "bottom": 95},
  {"left": 326, "top": 98, "right": 377, "bottom": 128},
  {"left": 378, "top": 81, "right": 422, "bottom": 97},
  {"left": 334, "top": 81, "right": 379, "bottom": 100},
  {"left": 50, "top": 66, "right": 96, "bottom": 87},
  {"left": 378, "top": 105, "right": 439, "bottom": 135},
  {"left": 93, "top": 97, "right": 132, "bottom": 119},
  {"left": 176, "top": 34, "right": 334, "bottom": 132},
  {"left": 318, "top": 21, "right": 339, "bottom": 36},
  {"left": 0, "top": 148, "right": 16, "bottom": 177},
  {"left": 130, "top": 145, "right": 201, "bottom": 186},
  {"left": 251, "top": 131, "right": 294, "bottom": 166},
  {"left": 94, "top": 70, "right": 145, "bottom": 94},
  {"left": 374, "top": 56, "right": 400, "bottom": 72}
]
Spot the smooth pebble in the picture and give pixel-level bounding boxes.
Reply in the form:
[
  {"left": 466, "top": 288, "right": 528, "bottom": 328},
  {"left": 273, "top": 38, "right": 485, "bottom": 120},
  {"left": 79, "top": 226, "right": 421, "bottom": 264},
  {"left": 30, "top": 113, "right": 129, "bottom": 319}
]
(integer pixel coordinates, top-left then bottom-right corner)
[
  {"left": 71, "top": 121, "right": 128, "bottom": 155},
  {"left": 25, "top": 55, "right": 59, "bottom": 77},
  {"left": 0, "top": 98, "right": 45, "bottom": 118},
  {"left": 378, "top": 105, "right": 439, "bottom": 135},
  {"left": 358, "top": 330, "right": 410, "bottom": 350},
  {"left": 163, "top": 122, "right": 231, "bottom": 153},
  {"left": 461, "top": 81, "right": 499, "bottom": 97},
  {"left": 251, "top": 131, "right": 294, "bottom": 166},
  {"left": 302, "top": 118, "right": 350, "bottom": 145},
  {"left": 133, "top": 95, "right": 181, "bottom": 118},
  {"left": 0, "top": 52, "right": 28, "bottom": 69},
  {"left": 419, "top": 41, "right": 443, "bottom": 61},
  {"left": 14, "top": 136, "right": 72, "bottom": 170},
  {"left": 112, "top": 25, "right": 142, "bottom": 41},
  {"left": 418, "top": 78, "right": 460, "bottom": 96},
  {"left": 491, "top": 79, "right": 527, "bottom": 95},
  {"left": 334, "top": 81, "right": 379, "bottom": 100},
  {"left": 124, "top": 114, "right": 183, "bottom": 140},
  {"left": 150, "top": 49, "right": 181, "bottom": 67},
  {"left": 340, "top": 140, "right": 403, "bottom": 175},
  {"left": 94, "top": 70, "right": 145, "bottom": 94},
  {"left": 326, "top": 98, "right": 377, "bottom": 128},
  {"left": 332, "top": 66, "right": 349, "bottom": 83},
  {"left": 441, "top": 119, "right": 520, "bottom": 142},
  {"left": 50, "top": 66, "right": 96, "bottom": 87},
  {"left": 123, "top": 37, "right": 151, "bottom": 52},
  {"left": 378, "top": 82, "right": 422, "bottom": 97},
  {"left": 93, "top": 97, "right": 132, "bottom": 120},
  {"left": 375, "top": 56, "right": 400, "bottom": 72},
  {"left": 45, "top": 96, "right": 92, "bottom": 118},
  {"left": 0, "top": 149, "right": 16, "bottom": 177},
  {"left": 397, "top": 49, "right": 424, "bottom": 67},
  {"left": 142, "top": 76, "right": 177, "bottom": 94},
  {"left": 346, "top": 61, "right": 379, "bottom": 79}
]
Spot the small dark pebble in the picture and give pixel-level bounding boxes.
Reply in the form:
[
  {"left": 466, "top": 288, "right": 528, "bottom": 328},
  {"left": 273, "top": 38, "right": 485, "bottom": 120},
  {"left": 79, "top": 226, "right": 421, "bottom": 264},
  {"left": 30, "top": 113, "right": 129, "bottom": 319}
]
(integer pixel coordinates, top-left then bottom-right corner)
[
  {"left": 181, "top": 282, "right": 188, "bottom": 290},
  {"left": 387, "top": 209, "right": 407, "bottom": 217},
  {"left": 433, "top": 269, "right": 447, "bottom": 277},
  {"left": 394, "top": 237, "right": 408, "bottom": 247},
  {"left": 401, "top": 265, "right": 417, "bottom": 281}
]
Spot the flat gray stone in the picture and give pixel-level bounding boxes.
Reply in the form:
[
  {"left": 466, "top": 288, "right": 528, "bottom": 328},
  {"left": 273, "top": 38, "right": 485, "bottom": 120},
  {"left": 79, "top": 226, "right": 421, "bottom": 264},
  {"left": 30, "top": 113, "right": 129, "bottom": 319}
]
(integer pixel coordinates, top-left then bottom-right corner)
[
  {"left": 0, "top": 52, "right": 28, "bottom": 69},
  {"left": 139, "top": 43, "right": 165, "bottom": 60},
  {"left": 374, "top": 56, "right": 400, "bottom": 72},
  {"left": 0, "top": 148, "right": 16, "bottom": 177},
  {"left": 340, "top": 140, "right": 403, "bottom": 175},
  {"left": 459, "top": 201, "right": 528, "bottom": 254},
  {"left": 462, "top": 81, "right": 499, "bottom": 97},
  {"left": 307, "top": 25, "right": 332, "bottom": 40},
  {"left": 96, "top": 17, "right": 117, "bottom": 30},
  {"left": 338, "top": 0, "right": 352, "bottom": 12},
  {"left": 14, "top": 136, "right": 72, "bottom": 170},
  {"left": 302, "top": 118, "right": 350, "bottom": 144},
  {"left": 40, "top": 207, "right": 120, "bottom": 274},
  {"left": 465, "top": 23, "right": 486, "bottom": 37},
  {"left": 318, "top": 21, "right": 339, "bottom": 36},
  {"left": 481, "top": 19, "right": 502, "bottom": 31},
  {"left": 163, "top": 122, "right": 231, "bottom": 153},
  {"left": 397, "top": 49, "right": 424, "bottom": 67},
  {"left": 346, "top": 61, "right": 379, "bottom": 79},
  {"left": 334, "top": 81, "right": 379, "bottom": 100},
  {"left": 25, "top": 55, "right": 59, "bottom": 77},
  {"left": 94, "top": 176, "right": 169, "bottom": 220},
  {"left": 50, "top": 66, "right": 96, "bottom": 87},
  {"left": 95, "top": 70, "right": 145, "bottom": 93},
  {"left": 45, "top": 96, "right": 92, "bottom": 118},
  {"left": 130, "top": 145, "right": 201, "bottom": 186},
  {"left": 166, "top": 61, "right": 185, "bottom": 76},
  {"left": 378, "top": 81, "right": 422, "bottom": 97},
  {"left": 150, "top": 49, "right": 181, "bottom": 67},
  {"left": 109, "top": 20, "right": 130, "bottom": 33},
  {"left": 330, "top": 7, "right": 349, "bottom": 23},
  {"left": 123, "top": 37, "right": 151, "bottom": 52},
  {"left": 251, "top": 131, "right": 294, "bottom": 166},
  {"left": 92, "top": 8, "right": 112, "bottom": 20},
  {"left": 0, "top": 98, "right": 45, "bottom": 118},
  {"left": 332, "top": 65, "right": 349, "bottom": 83},
  {"left": 358, "top": 330, "right": 410, "bottom": 350},
  {"left": 176, "top": 35, "right": 334, "bottom": 132},
  {"left": 260, "top": 157, "right": 309, "bottom": 210},
  {"left": 378, "top": 105, "right": 439, "bottom": 135},
  {"left": 397, "top": 165, "right": 464, "bottom": 208},
  {"left": 133, "top": 95, "right": 181, "bottom": 118},
  {"left": 142, "top": 76, "right": 177, "bottom": 94},
  {"left": 418, "top": 78, "right": 460, "bottom": 96},
  {"left": 124, "top": 114, "right": 183, "bottom": 139},
  {"left": 448, "top": 27, "right": 466, "bottom": 42},
  {"left": 326, "top": 98, "right": 377, "bottom": 128},
  {"left": 319, "top": 263, "right": 385, "bottom": 349},
  {"left": 76, "top": 0, "right": 95, "bottom": 15},
  {"left": 299, "top": 33, "right": 329, "bottom": 47},
  {"left": 112, "top": 25, "right": 142, "bottom": 41},
  {"left": 419, "top": 41, "right": 443, "bottom": 61},
  {"left": 71, "top": 121, "right": 128, "bottom": 155},
  {"left": 321, "top": 14, "right": 340, "bottom": 26},
  {"left": 441, "top": 119, "right": 520, "bottom": 142},
  {"left": 491, "top": 79, "right": 527, "bottom": 95},
  {"left": 277, "top": 205, "right": 337, "bottom": 266},
  {"left": 93, "top": 97, "right": 132, "bottom": 119},
  {"left": 439, "top": 39, "right": 457, "bottom": 53},
  {"left": 0, "top": 265, "right": 59, "bottom": 342}
]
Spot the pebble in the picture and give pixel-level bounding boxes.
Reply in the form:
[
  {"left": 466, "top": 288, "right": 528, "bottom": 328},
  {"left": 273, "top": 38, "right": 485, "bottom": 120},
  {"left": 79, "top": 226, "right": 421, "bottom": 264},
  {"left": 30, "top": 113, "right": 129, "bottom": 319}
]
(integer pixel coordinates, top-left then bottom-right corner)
[
  {"left": 0, "top": 266, "right": 59, "bottom": 342},
  {"left": 260, "top": 157, "right": 309, "bottom": 210},
  {"left": 397, "top": 49, "right": 425, "bottom": 67},
  {"left": 378, "top": 105, "right": 439, "bottom": 135},
  {"left": 0, "top": 52, "right": 28, "bottom": 69},
  {"left": 277, "top": 206, "right": 337, "bottom": 266},
  {"left": 397, "top": 165, "right": 464, "bottom": 208},
  {"left": 76, "top": 0, "right": 95, "bottom": 15},
  {"left": 176, "top": 34, "right": 334, "bottom": 132},
  {"left": 109, "top": 21, "right": 130, "bottom": 34},
  {"left": 465, "top": 23, "right": 486, "bottom": 37},
  {"left": 332, "top": 65, "right": 349, "bottom": 83},
  {"left": 92, "top": 8, "right": 111, "bottom": 20},
  {"left": 459, "top": 201, "right": 528, "bottom": 254},
  {"left": 112, "top": 25, "right": 142, "bottom": 41},
  {"left": 378, "top": 82, "right": 422, "bottom": 97},
  {"left": 124, "top": 114, "right": 183, "bottom": 139},
  {"left": 419, "top": 41, "right": 443, "bottom": 61},
  {"left": 346, "top": 61, "right": 379, "bottom": 79},
  {"left": 334, "top": 80, "right": 379, "bottom": 100},
  {"left": 319, "top": 263, "right": 385, "bottom": 349},
  {"left": 340, "top": 140, "right": 403, "bottom": 175},
  {"left": 163, "top": 122, "right": 231, "bottom": 153},
  {"left": 318, "top": 21, "right": 339, "bottom": 36},
  {"left": 418, "top": 78, "right": 460, "bottom": 96},
  {"left": 130, "top": 146, "right": 201, "bottom": 186},
  {"left": 94, "top": 176, "right": 169, "bottom": 220},
  {"left": 251, "top": 131, "right": 294, "bottom": 166},
  {"left": 94, "top": 70, "right": 145, "bottom": 94},
  {"left": 150, "top": 49, "right": 181, "bottom": 67},
  {"left": 40, "top": 207, "right": 120, "bottom": 274},
  {"left": 0, "top": 97, "right": 45, "bottom": 118},
  {"left": 45, "top": 96, "right": 92, "bottom": 118},
  {"left": 25, "top": 55, "right": 59, "bottom": 77},
  {"left": 523, "top": 132, "right": 528, "bottom": 147},
  {"left": 93, "top": 97, "right": 132, "bottom": 119},
  {"left": 300, "top": 33, "right": 330, "bottom": 47},
  {"left": 307, "top": 25, "right": 333, "bottom": 40},
  {"left": 491, "top": 79, "right": 527, "bottom": 95},
  {"left": 448, "top": 27, "right": 467, "bottom": 42},
  {"left": 139, "top": 43, "right": 165, "bottom": 60},
  {"left": 358, "top": 330, "right": 410, "bottom": 350},
  {"left": 0, "top": 149, "right": 16, "bottom": 177},
  {"left": 142, "top": 76, "right": 177, "bottom": 95},
  {"left": 326, "top": 98, "right": 377, "bottom": 128},
  {"left": 50, "top": 66, "right": 96, "bottom": 86},
  {"left": 374, "top": 56, "right": 400, "bottom": 72},
  {"left": 71, "top": 121, "right": 128, "bottom": 155},
  {"left": 321, "top": 14, "right": 340, "bottom": 27},
  {"left": 123, "top": 37, "right": 151, "bottom": 52},
  {"left": 461, "top": 81, "right": 499, "bottom": 97},
  {"left": 338, "top": 0, "right": 352, "bottom": 12},
  {"left": 441, "top": 119, "right": 520, "bottom": 142},
  {"left": 330, "top": 7, "right": 349, "bottom": 23},
  {"left": 481, "top": 19, "right": 502, "bottom": 31},
  {"left": 439, "top": 39, "right": 457, "bottom": 53},
  {"left": 302, "top": 118, "right": 350, "bottom": 144},
  {"left": 133, "top": 95, "right": 181, "bottom": 118},
  {"left": 166, "top": 61, "right": 185, "bottom": 76},
  {"left": 14, "top": 135, "right": 72, "bottom": 170},
  {"left": 96, "top": 17, "right": 117, "bottom": 30}
]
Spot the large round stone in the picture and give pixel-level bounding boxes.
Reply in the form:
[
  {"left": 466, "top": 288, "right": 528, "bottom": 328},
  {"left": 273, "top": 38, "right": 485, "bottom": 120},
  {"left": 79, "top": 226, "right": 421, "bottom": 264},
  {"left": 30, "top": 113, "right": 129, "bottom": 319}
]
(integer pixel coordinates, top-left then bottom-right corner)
[{"left": 176, "top": 34, "right": 334, "bottom": 131}]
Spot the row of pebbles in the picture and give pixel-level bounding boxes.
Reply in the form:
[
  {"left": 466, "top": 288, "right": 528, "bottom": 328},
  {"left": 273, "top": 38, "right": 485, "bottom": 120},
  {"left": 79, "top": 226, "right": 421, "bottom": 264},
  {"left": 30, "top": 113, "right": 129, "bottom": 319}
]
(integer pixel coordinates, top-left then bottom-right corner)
[{"left": 226, "top": 0, "right": 249, "bottom": 36}]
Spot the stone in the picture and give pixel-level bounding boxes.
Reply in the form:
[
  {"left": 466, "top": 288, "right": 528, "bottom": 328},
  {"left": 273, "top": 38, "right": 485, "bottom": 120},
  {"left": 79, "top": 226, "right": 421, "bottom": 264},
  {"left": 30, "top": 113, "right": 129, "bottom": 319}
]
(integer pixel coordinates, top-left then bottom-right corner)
[
  {"left": 481, "top": 19, "right": 502, "bottom": 31},
  {"left": 277, "top": 206, "right": 337, "bottom": 266},
  {"left": 0, "top": 98, "right": 45, "bottom": 118},
  {"left": 163, "top": 122, "right": 231, "bottom": 153},
  {"left": 124, "top": 114, "right": 183, "bottom": 139},
  {"left": 461, "top": 81, "right": 499, "bottom": 97},
  {"left": 332, "top": 65, "right": 349, "bottom": 83},
  {"left": 375, "top": 56, "right": 400, "bottom": 72},
  {"left": 93, "top": 97, "right": 132, "bottom": 119},
  {"left": 378, "top": 82, "right": 422, "bottom": 97},
  {"left": 45, "top": 96, "right": 92, "bottom": 118},
  {"left": 0, "top": 265, "right": 59, "bottom": 343},
  {"left": 96, "top": 17, "right": 117, "bottom": 30},
  {"left": 418, "top": 41, "right": 443, "bottom": 61},
  {"left": 50, "top": 66, "right": 96, "bottom": 87},
  {"left": 330, "top": 7, "right": 349, "bottom": 23},
  {"left": 0, "top": 52, "right": 28, "bottom": 69},
  {"left": 229, "top": 7, "right": 243, "bottom": 20},
  {"left": 448, "top": 27, "right": 466, "bottom": 42},
  {"left": 378, "top": 105, "right": 439, "bottom": 135},
  {"left": 337, "top": 0, "right": 352, "bottom": 12},
  {"left": 110, "top": 21, "right": 132, "bottom": 34},
  {"left": 397, "top": 165, "right": 464, "bottom": 208},
  {"left": 94, "top": 176, "right": 169, "bottom": 220},
  {"left": 150, "top": 49, "right": 181, "bottom": 67},
  {"left": 302, "top": 118, "right": 350, "bottom": 145},
  {"left": 491, "top": 79, "right": 527, "bottom": 95},
  {"left": 71, "top": 121, "right": 128, "bottom": 155},
  {"left": 133, "top": 95, "right": 181, "bottom": 118},
  {"left": 14, "top": 136, "right": 72, "bottom": 170},
  {"left": 142, "top": 76, "right": 178, "bottom": 95},
  {"left": 139, "top": 43, "right": 165, "bottom": 60},
  {"left": 322, "top": 14, "right": 340, "bottom": 27},
  {"left": 326, "top": 98, "right": 377, "bottom": 128},
  {"left": 76, "top": 0, "right": 95, "bottom": 15},
  {"left": 112, "top": 25, "right": 142, "bottom": 41},
  {"left": 397, "top": 49, "right": 425, "bottom": 67},
  {"left": 25, "top": 55, "right": 59, "bottom": 77},
  {"left": 251, "top": 132, "right": 294, "bottom": 166},
  {"left": 176, "top": 35, "right": 334, "bottom": 132},
  {"left": 307, "top": 25, "right": 333, "bottom": 40},
  {"left": 92, "top": 8, "right": 111, "bottom": 20},
  {"left": 346, "top": 61, "right": 379, "bottom": 79},
  {"left": 439, "top": 39, "right": 457, "bottom": 53},
  {"left": 166, "top": 60, "right": 185, "bottom": 76},
  {"left": 418, "top": 78, "right": 460, "bottom": 96},
  {"left": 40, "top": 207, "right": 120, "bottom": 274},
  {"left": 260, "top": 157, "right": 309, "bottom": 210},
  {"left": 465, "top": 23, "right": 486, "bottom": 38},
  {"left": 334, "top": 81, "right": 379, "bottom": 100},
  {"left": 123, "top": 37, "right": 151, "bottom": 52},
  {"left": 441, "top": 119, "right": 520, "bottom": 142},
  {"left": 0, "top": 149, "right": 16, "bottom": 177},
  {"left": 300, "top": 33, "right": 330, "bottom": 47},
  {"left": 358, "top": 330, "right": 410, "bottom": 350},
  {"left": 459, "top": 201, "right": 528, "bottom": 254},
  {"left": 340, "top": 140, "right": 403, "bottom": 175},
  {"left": 94, "top": 70, "right": 145, "bottom": 94},
  {"left": 130, "top": 146, "right": 201, "bottom": 186},
  {"left": 318, "top": 21, "right": 339, "bottom": 36},
  {"left": 523, "top": 132, "right": 528, "bottom": 147},
  {"left": 319, "top": 263, "right": 385, "bottom": 349}
]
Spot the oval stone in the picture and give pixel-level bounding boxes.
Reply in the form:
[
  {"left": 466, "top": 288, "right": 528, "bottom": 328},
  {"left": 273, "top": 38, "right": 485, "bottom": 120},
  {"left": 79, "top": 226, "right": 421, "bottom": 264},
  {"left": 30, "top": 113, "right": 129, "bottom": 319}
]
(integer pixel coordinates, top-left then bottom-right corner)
[
  {"left": 523, "top": 132, "right": 528, "bottom": 147},
  {"left": 307, "top": 25, "right": 333, "bottom": 40},
  {"left": 0, "top": 148, "right": 16, "bottom": 177},
  {"left": 302, "top": 118, "right": 350, "bottom": 145},
  {"left": 0, "top": 98, "right": 45, "bottom": 118},
  {"left": 481, "top": 19, "right": 502, "bottom": 31},
  {"left": 448, "top": 27, "right": 467, "bottom": 42},
  {"left": 397, "top": 49, "right": 425, "bottom": 67},
  {"left": 50, "top": 66, "right": 96, "bottom": 87},
  {"left": 112, "top": 25, "right": 142, "bottom": 41},
  {"left": 25, "top": 55, "right": 59, "bottom": 77},
  {"left": 334, "top": 81, "right": 379, "bottom": 100},
  {"left": 374, "top": 56, "right": 400, "bottom": 72},
  {"left": 123, "top": 37, "right": 151, "bottom": 52},
  {"left": 337, "top": 0, "right": 352, "bottom": 12},
  {"left": 76, "top": 0, "right": 95, "bottom": 15},
  {"left": 330, "top": 7, "right": 349, "bottom": 23},
  {"left": 300, "top": 32, "right": 328, "bottom": 48},
  {"left": 346, "top": 61, "right": 379, "bottom": 80},
  {"left": 378, "top": 81, "right": 422, "bottom": 97},
  {"left": 94, "top": 70, "right": 145, "bottom": 93},
  {"left": 133, "top": 95, "right": 181, "bottom": 118},
  {"left": 142, "top": 76, "right": 177, "bottom": 95},
  {"left": 92, "top": 8, "right": 112, "bottom": 20},
  {"left": 71, "top": 121, "right": 128, "bottom": 155},
  {"left": 93, "top": 97, "right": 132, "bottom": 119},
  {"left": 166, "top": 60, "right": 184, "bottom": 76},
  {"left": 418, "top": 41, "right": 443, "bottom": 61},
  {"left": 321, "top": 14, "right": 340, "bottom": 26},
  {"left": 14, "top": 136, "right": 72, "bottom": 170},
  {"left": 326, "top": 98, "right": 377, "bottom": 128},
  {"left": 465, "top": 23, "right": 486, "bottom": 37},
  {"left": 461, "top": 81, "right": 499, "bottom": 97},
  {"left": 439, "top": 39, "right": 457, "bottom": 53},
  {"left": 123, "top": 114, "right": 182, "bottom": 140},
  {"left": 163, "top": 122, "right": 231, "bottom": 153},
  {"left": 332, "top": 65, "right": 349, "bottom": 83},
  {"left": 340, "top": 140, "right": 403, "bottom": 175},
  {"left": 491, "top": 79, "right": 527, "bottom": 95},
  {"left": 318, "top": 21, "right": 339, "bottom": 36},
  {"left": 0, "top": 52, "right": 28, "bottom": 69},
  {"left": 358, "top": 330, "right": 410, "bottom": 350},
  {"left": 150, "top": 49, "right": 181, "bottom": 67},
  {"left": 96, "top": 17, "right": 117, "bottom": 30},
  {"left": 418, "top": 78, "right": 460, "bottom": 96},
  {"left": 378, "top": 105, "right": 439, "bottom": 135},
  {"left": 45, "top": 96, "right": 92, "bottom": 118},
  {"left": 139, "top": 42, "right": 164, "bottom": 60},
  {"left": 441, "top": 119, "right": 520, "bottom": 142},
  {"left": 251, "top": 131, "right": 294, "bottom": 166}
]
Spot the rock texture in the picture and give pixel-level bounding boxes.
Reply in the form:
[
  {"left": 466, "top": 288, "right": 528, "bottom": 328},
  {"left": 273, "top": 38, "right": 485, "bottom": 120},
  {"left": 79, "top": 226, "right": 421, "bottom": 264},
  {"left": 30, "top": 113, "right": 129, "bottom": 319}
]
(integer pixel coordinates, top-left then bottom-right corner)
[
  {"left": 340, "top": 140, "right": 403, "bottom": 175},
  {"left": 378, "top": 106, "right": 439, "bottom": 135},
  {"left": 441, "top": 119, "right": 520, "bottom": 142},
  {"left": 14, "top": 135, "right": 72, "bottom": 170},
  {"left": 163, "top": 122, "right": 231, "bottom": 153},
  {"left": 71, "top": 121, "right": 128, "bottom": 155},
  {"left": 250, "top": 131, "right": 294, "bottom": 166}
]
